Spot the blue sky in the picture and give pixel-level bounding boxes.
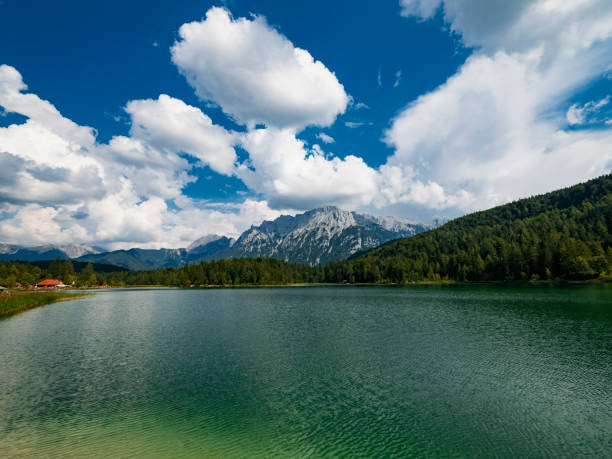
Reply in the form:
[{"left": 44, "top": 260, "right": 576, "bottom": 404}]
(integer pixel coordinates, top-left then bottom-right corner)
[
  {"left": 0, "top": 0, "right": 467, "bottom": 200},
  {"left": 0, "top": 0, "right": 611, "bottom": 248}
]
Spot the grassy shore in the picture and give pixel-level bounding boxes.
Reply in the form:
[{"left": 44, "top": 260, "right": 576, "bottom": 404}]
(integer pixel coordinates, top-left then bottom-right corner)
[{"left": 0, "top": 291, "right": 87, "bottom": 317}]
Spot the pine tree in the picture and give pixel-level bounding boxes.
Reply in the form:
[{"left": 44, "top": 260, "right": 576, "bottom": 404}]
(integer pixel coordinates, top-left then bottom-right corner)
[
  {"left": 80, "top": 262, "right": 97, "bottom": 286},
  {"left": 61, "top": 259, "right": 75, "bottom": 284},
  {"left": 49, "top": 257, "right": 62, "bottom": 279}
]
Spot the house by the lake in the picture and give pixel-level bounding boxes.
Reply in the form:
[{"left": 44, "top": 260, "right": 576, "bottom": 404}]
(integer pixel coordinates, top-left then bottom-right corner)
[{"left": 36, "top": 279, "right": 66, "bottom": 289}]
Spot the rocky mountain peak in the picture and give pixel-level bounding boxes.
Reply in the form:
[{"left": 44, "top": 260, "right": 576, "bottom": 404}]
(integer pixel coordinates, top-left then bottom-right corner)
[
  {"left": 187, "top": 234, "right": 224, "bottom": 251},
  {"left": 228, "top": 206, "right": 429, "bottom": 265}
]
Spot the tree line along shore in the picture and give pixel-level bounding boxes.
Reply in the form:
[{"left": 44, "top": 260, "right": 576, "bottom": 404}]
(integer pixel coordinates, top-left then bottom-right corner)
[{"left": 1, "top": 174, "right": 610, "bottom": 289}]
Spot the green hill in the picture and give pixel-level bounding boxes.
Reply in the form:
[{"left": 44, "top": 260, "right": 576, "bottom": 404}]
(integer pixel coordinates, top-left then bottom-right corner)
[{"left": 324, "top": 175, "right": 612, "bottom": 282}]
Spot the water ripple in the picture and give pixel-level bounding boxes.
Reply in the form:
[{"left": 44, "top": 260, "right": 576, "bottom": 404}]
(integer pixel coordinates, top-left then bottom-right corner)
[{"left": 0, "top": 285, "right": 611, "bottom": 457}]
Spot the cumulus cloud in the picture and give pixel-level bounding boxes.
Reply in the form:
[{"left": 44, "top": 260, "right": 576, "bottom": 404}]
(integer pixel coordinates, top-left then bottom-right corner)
[
  {"left": 0, "top": 5, "right": 355, "bottom": 249},
  {"left": 125, "top": 94, "right": 237, "bottom": 174},
  {"left": 3, "top": 6, "right": 466, "bottom": 241},
  {"left": 0, "top": 194, "right": 293, "bottom": 250},
  {"left": 0, "top": 65, "right": 293, "bottom": 249},
  {"left": 0, "top": 65, "right": 97, "bottom": 148},
  {"left": 236, "top": 127, "right": 379, "bottom": 209},
  {"left": 2, "top": 4, "right": 367, "bottom": 249},
  {"left": 171, "top": 7, "right": 349, "bottom": 129},
  {"left": 0, "top": 65, "right": 105, "bottom": 206},
  {"left": 0, "top": 151, "right": 104, "bottom": 206},
  {"left": 387, "top": 0, "right": 612, "bottom": 212},
  {"left": 166, "top": 8, "right": 472, "bottom": 213},
  {"left": 375, "top": 164, "right": 473, "bottom": 210}
]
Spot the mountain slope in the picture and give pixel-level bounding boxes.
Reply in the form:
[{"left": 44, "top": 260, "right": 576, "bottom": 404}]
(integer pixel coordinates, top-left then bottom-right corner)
[
  {"left": 325, "top": 175, "right": 612, "bottom": 282},
  {"left": 76, "top": 236, "right": 235, "bottom": 270},
  {"left": 76, "top": 248, "right": 187, "bottom": 271},
  {"left": 0, "top": 244, "right": 99, "bottom": 261},
  {"left": 217, "top": 206, "right": 430, "bottom": 265},
  {"left": 185, "top": 236, "right": 235, "bottom": 262}
]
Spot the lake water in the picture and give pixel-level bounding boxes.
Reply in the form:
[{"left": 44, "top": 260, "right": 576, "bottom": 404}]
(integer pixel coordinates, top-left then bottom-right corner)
[{"left": 0, "top": 285, "right": 610, "bottom": 457}]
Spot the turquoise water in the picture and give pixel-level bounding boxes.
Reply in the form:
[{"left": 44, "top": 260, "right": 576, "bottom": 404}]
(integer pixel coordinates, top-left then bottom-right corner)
[{"left": 0, "top": 285, "right": 611, "bottom": 457}]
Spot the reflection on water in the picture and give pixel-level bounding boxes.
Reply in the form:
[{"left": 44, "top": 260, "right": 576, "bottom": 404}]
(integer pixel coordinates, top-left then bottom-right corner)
[{"left": 1, "top": 285, "right": 611, "bottom": 457}]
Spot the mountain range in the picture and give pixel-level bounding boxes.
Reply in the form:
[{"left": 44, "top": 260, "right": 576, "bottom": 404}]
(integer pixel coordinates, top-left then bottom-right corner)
[
  {"left": 0, "top": 207, "right": 432, "bottom": 269},
  {"left": 74, "top": 236, "right": 236, "bottom": 271},
  {"left": 217, "top": 206, "right": 429, "bottom": 265},
  {"left": 0, "top": 243, "right": 100, "bottom": 261}
]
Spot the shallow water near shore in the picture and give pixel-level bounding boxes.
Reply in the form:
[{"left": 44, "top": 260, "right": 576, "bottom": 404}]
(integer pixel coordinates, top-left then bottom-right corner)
[{"left": 1, "top": 285, "right": 611, "bottom": 457}]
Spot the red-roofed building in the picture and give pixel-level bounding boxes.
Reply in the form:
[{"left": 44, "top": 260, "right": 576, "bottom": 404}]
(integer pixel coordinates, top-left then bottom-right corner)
[{"left": 36, "top": 279, "right": 66, "bottom": 289}]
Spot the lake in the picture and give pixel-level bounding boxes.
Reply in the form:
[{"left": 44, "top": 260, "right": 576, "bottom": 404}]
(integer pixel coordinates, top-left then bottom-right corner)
[{"left": 0, "top": 285, "right": 610, "bottom": 457}]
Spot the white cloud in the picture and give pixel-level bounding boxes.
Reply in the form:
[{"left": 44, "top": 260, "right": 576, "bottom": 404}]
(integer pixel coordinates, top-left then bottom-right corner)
[
  {"left": 0, "top": 65, "right": 292, "bottom": 249},
  {"left": 399, "top": 0, "right": 612, "bottom": 56},
  {"left": 0, "top": 194, "right": 293, "bottom": 250},
  {"left": 236, "top": 127, "right": 379, "bottom": 209},
  {"left": 566, "top": 95, "right": 610, "bottom": 125},
  {"left": 345, "top": 121, "right": 373, "bottom": 128},
  {"left": 566, "top": 105, "right": 585, "bottom": 126},
  {"left": 316, "top": 132, "right": 335, "bottom": 144},
  {"left": 388, "top": 0, "right": 612, "bottom": 212},
  {"left": 167, "top": 7, "right": 448, "bottom": 215},
  {"left": 0, "top": 65, "right": 105, "bottom": 206},
  {"left": 0, "top": 152, "right": 105, "bottom": 206},
  {"left": 125, "top": 94, "right": 237, "bottom": 174},
  {"left": 0, "top": 65, "right": 97, "bottom": 148},
  {"left": 373, "top": 163, "right": 473, "bottom": 211},
  {"left": 352, "top": 101, "right": 370, "bottom": 110},
  {"left": 171, "top": 7, "right": 349, "bottom": 130},
  {"left": 0, "top": 205, "right": 88, "bottom": 246}
]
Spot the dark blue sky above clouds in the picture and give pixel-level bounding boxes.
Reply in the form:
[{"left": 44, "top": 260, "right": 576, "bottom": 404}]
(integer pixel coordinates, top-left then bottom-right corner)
[{"left": 0, "top": 0, "right": 610, "bottom": 248}]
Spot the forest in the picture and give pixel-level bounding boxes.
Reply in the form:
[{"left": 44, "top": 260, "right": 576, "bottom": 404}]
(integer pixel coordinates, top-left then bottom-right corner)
[
  {"left": 326, "top": 174, "right": 612, "bottom": 282},
  {"left": 0, "top": 257, "right": 322, "bottom": 288},
  {"left": 1, "top": 175, "right": 610, "bottom": 288},
  {"left": 0, "top": 258, "right": 122, "bottom": 288}
]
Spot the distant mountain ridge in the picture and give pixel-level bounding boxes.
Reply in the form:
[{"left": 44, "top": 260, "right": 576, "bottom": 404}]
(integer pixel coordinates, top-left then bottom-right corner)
[
  {"left": 2, "top": 207, "right": 432, "bottom": 269},
  {"left": 75, "top": 236, "right": 236, "bottom": 271},
  {"left": 0, "top": 243, "right": 100, "bottom": 261}
]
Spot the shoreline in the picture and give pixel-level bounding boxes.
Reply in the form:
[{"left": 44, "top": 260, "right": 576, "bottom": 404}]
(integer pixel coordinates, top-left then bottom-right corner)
[
  {"left": 67, "top": 278, "right": 611, "bottom": 290},
  {"left": 0, "top": 292, "right": 88, "bottom": 317}
]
